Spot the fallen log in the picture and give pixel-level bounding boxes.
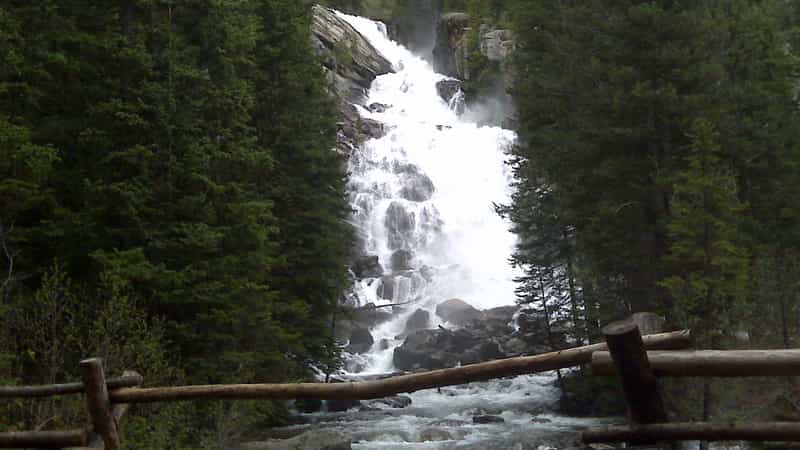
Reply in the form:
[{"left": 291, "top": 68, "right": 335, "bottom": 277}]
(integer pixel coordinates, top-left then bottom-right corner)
[
  {"left": 592, "top": 349, "right": 800, "bottom": 377},
  {"left": 583, "top": 422, "right": 800, "bottom": 443},
  {"left": 0, "top": 430, "right": 87, "bottom": 448},
  {"left": 0, "top": 374, "right": 143, "bottom": 399},
  {"left": 110, "top": 329, "right": 690, "bottom": 403}
]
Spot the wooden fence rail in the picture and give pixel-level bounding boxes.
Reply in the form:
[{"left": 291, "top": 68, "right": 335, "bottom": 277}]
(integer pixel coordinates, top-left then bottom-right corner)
[
  {"left": 0, "top": 374, "right": 143, "bottom": 398},
  {"left": 0, "top": 328, "right": 691, "bottom": 448},
  {"left": 0, "top": 430, "right": 89, "bottom": 448},
  {"left": 110, "top": 329, "right": 692, "bottom": 403},
  {"left": 592, "top": 349, "right": 800, "bottom": 377},
  {"left": 583, "top": 318, "right": 800, "bottom": 447}
]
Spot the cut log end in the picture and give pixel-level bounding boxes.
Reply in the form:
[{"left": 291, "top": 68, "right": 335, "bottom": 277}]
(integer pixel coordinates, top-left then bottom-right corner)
[{"left": 602, "top": 319, "right": 641, "bottom": 336}]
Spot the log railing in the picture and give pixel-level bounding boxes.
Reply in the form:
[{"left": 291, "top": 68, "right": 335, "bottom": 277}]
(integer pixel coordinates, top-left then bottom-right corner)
[
  {"left": 5, "top": 322, "right": 800, "bottom": 449},
  {"left": 582, "top": 319, "right": 800, "bottom": 447},
  {"left": 0, "top": 329, "right": 690, "bottom": 448}
]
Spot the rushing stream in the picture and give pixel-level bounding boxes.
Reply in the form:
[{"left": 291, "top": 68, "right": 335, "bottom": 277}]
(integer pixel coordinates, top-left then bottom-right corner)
[{"left": 283, "top": 11, "right": 608, "bottom": 449}]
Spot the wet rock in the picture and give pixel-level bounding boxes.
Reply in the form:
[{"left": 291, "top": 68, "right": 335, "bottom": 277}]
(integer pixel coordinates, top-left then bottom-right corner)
[
  {"left": 384, "top": 202, "right": 416, "bottom": 250},
  {"left": 433, "top": 13, "right": 470, "bottom": 79},
  {"left": 354, "top": 303, "right": 392, "bottom": 326},
  {"left": 368, "top": 102, "right": 390, "bottom": 113},
  {"left": 352, "top": 255, "right": 383, "bottom": 279},
  {"left": 398, "top": 171, "right": 435, "bottom": 202},
  {"left": 239, "top": 429, "right": 352, "bottom": 450},
  {"left": 390, "top": 249, "right": 414, "bottom": 270},
  {"left": 379, "top": 338, "right": 390, "bottom": 350},
  {"left": 419, "top": 428, "right": 453, "bottom": 442},
  {"left": 312, "top": 5, "right": 393, "bottom": 102},
  {"left": 483, "top": 305, "right": 517, "bottom": 325},
  {"left": 353, "top": 116, "right": 386, "bottom": 140},
  {"left": 435, "top": 298, "right": 483, "bottom": 326},
  {"left": 378, "top": 276, "right": 395, "bottom": 300},
  {"left": 404, "top": 308, "right": 430, "bottom": 333},
  {"left": 531, "top": 417, "right": 552, "bottom": 424},
  {"left": 500, "top": 337, "right": 529, "bottom": 355},
  {"left": 327, "top": 397, "right": 362, "bottom": 412},
  {"left": 370, "top": 395, "right": 412, "bottom": 409},
  {"left": 472, "top": 415, "right": 505, "bottom": 424},
  {"left": 345, "top": 326, "right": 374, "bottom": 354},
  {"left": 430, "top": 419, "right": 469, "bottom": 427},
  {"left": 294, "top": 398, "right": 323, "bottom": 413},
  {"left": 436, "top": 78, "right": 463, "bottom": 104},
  {"left": 393, "top": 328, "right": 503, "bottom": 370}
]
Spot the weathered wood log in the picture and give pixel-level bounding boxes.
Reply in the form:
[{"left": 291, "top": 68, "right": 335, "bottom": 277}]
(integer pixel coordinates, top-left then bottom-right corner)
[
  {"left": 86, "top": 370, "right": 142, "bottom": 448},
  {"left": 110, "top": 329, "right": 691, "bottom": 403},
  {"left": 602, "top": 320, "right": 667, "bottom": 426},
  {"left": 583, "top": 422, "right": 800, "bottom": 443},
  {"left": 0, "top": 430, "right": 88, "bottom": 448},
  {"left": 0, "top": 374, "right": 144, "bottom": 398},
  {"left": 592, "top": 350, "right": 800, "bottom": 377},
  {"left": 80, "top": 358, "right": 121, "bottom": 450}
]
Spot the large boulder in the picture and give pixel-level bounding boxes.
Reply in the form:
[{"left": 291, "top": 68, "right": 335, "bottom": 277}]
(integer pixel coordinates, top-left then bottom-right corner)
[
  {"left": 378, "top": 276, "right": 395, "bottom": 300},
  {"left": 239, "top": 429, "right": 351, "bottom": 450},
  {"left": 311, "top": 5, "right": 393, "bottom": 102},
  {"left": 352, "top": 255, "right": 383, "bottom": 279},
  {"left": 483, "top": 305, "right": 517, "bottom": 327},
  {"left": 354, "top": 302, "right": 392, "bottom": 326},
  {"left": 398, "top": 171, "right": 435, "bottom": 203},
  {"left": 435, "top": 298, "right": 483, "bottom": 326},
  {"left": 347, "top": 326, "right": 374, "bottom": 354},
  {"left": 384, "top": 202, "right": 416, "bottom": 250},
  {"left": 404, "top": 308, "right": 430, "bottom": 333},
  {"left": 390, "top": 249, "right": 414, "bottom": 271},
  {"left": 393, "top": 328, "right": 503, "bottom": 370},
  {"left": 436, "top": 78, "right": 462, "bottom": 103},
  {"left": 338, "top": 323, "right": 373, "bottom": 354}
]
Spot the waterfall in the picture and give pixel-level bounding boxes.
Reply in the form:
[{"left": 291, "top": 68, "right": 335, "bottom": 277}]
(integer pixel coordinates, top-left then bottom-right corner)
[
  {"left": 339, "top": 11, "right": 520, "bottom": 374},
  {"left": 301, "top": 12, "right": 603, "bottom": 449}
]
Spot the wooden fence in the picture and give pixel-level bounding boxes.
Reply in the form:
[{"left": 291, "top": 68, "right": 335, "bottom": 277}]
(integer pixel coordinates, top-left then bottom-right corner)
[
  {"left": 1, "top": 322, "right": 799, "bottom": 449},
  {"left": 581, "top": 321, "right": 800, "bottom": 447}
]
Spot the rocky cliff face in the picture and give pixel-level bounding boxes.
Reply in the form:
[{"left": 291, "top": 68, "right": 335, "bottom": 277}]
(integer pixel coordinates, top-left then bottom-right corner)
[
  {"left": 312, "top": 5, "right": 393, "bottom": 103},
  {"left": 311, "top": 5, "right": 395, "bottom": 154},
  {"left": 432, "top": 13, "right": 516, "bottom": 127}
]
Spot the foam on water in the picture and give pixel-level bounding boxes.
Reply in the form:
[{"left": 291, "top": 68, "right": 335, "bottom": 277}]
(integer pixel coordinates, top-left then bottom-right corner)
[{"left": 315, "top": 11, "right": 601, "bottom": 449}]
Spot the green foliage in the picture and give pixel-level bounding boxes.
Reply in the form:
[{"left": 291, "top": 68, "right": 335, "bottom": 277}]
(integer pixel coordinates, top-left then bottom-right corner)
[
  {"left": 0, "top": 0, "right": 354, "bottom": 443},
  {"left": 506, "top": 0, "right": 800, "bottom": 423},
  {"left": 660, "top": 119, "right": 749, "bottom": 338}
]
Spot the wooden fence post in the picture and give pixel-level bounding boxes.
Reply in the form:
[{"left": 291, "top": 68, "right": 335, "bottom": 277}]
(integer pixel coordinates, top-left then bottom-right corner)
[
  {"left": 603, "top": 320, "right": 669, "bottom": 446},
  {"left": 80, "top": 358, "right": 121, "bottom": 450}
]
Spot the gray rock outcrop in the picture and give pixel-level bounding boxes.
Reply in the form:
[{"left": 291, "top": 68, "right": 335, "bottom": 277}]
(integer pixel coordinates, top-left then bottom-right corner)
[
  {"left": 435, "top": 298, "right": 483, "bottom": 326},
  {"left": 352, "top": 255, "right": 383, "bottom": 279},
  {"left": 239, "top": 429, "right": 351, "bottom": 450},
  {"left": 435, "top": 78, "right": 463, "bottom": 104},
  {"left": 432, "top": 13, "right": 470, "bottom": 79},
  {"left": 404, "top": 308, "right": 430, "bottom": 333},
  {"left": 393, "top": 328, "right": 503, "bottom": 370},
  {"left": 384, "top": 201, "right": 416, "bottom": 250},
  {"left": 390, "top": 249, "right": 414, "bottom": 270},
  {"left": 312, "top": 5, "right": 393, "bottom": 103}
]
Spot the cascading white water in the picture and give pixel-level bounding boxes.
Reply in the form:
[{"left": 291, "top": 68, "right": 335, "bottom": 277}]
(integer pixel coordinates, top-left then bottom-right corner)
[
  {"left": 339, "top": 12, "right": 520, "bottom": 374},
  {"left": 295, "top": 12, "right": 608, "bottom": 449}
]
